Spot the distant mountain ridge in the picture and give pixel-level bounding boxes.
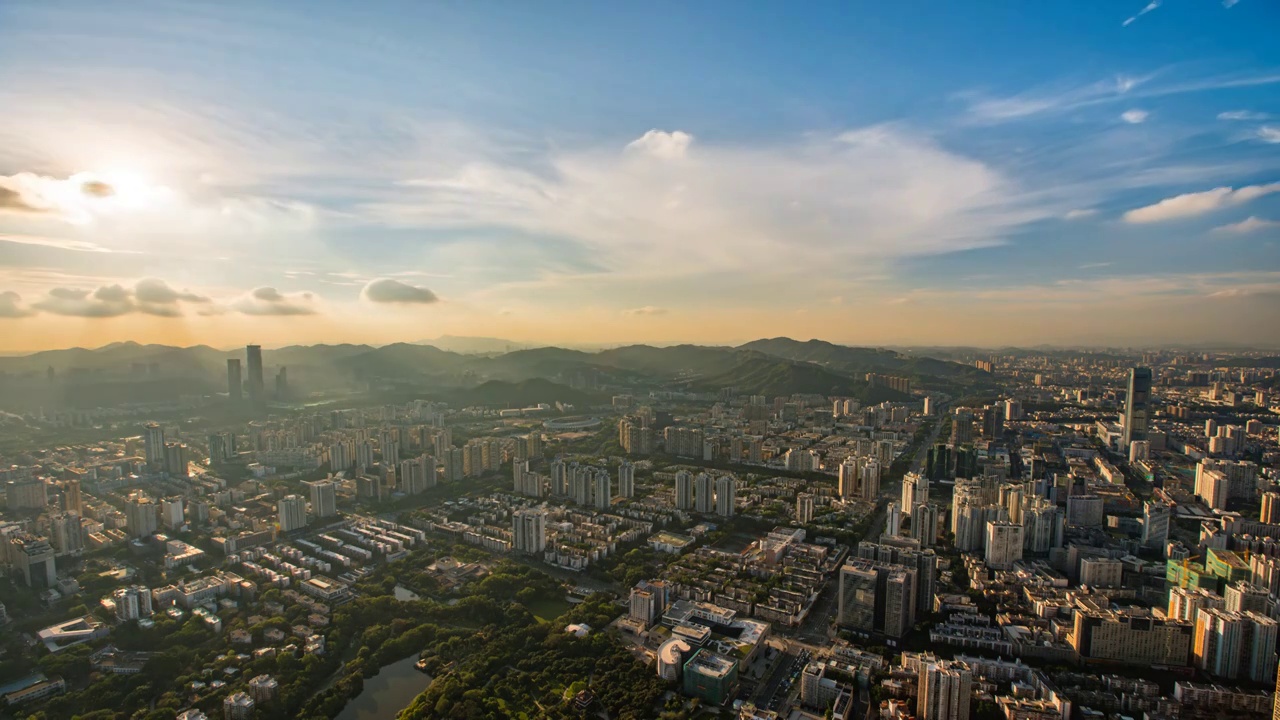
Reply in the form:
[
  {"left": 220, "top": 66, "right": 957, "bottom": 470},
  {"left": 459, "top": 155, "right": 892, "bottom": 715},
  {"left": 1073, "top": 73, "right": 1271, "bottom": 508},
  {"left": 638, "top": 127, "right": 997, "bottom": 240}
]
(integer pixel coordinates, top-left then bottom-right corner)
[{"left": 0, "top": 337, "right": 989, "bottom": 409}]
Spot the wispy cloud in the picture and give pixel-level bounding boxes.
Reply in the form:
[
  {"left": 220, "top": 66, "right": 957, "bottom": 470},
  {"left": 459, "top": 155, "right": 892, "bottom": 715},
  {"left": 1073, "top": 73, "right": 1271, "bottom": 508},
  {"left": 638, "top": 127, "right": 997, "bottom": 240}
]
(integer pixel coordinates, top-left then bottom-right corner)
[
  {"left": 1078, "top": 262, "right": 1114, "bottom": 270},
  {"left": 1120, "top": 109, "right": 1149, "bottom": 124},
  {"left": 1064, "top": 209, "right": 1098, "bottom": 221},
  {"left": 1122, "top": 0, "right": 1161, "bottom": 27},
  {"left": 1212, "top": 216, "right": 1280, "bottom": 235},
  {"left": 1218, "top": 110, "right": 1271, "bottom": 121},
  {"left": 1259, "top": 126, "right": 1280, "bottom": 144},
  {"left": 1222, "top": 0, "right": 1242, "bottom": 8},
  {"left": 1123, "top": 183, "right": 1280, "bottom": 223},
  {"left": 0, "top": 233, "right": 134, "bottom": 254},
  {"left": 623, "top": 306, "right": 668, "bottom": 316}
]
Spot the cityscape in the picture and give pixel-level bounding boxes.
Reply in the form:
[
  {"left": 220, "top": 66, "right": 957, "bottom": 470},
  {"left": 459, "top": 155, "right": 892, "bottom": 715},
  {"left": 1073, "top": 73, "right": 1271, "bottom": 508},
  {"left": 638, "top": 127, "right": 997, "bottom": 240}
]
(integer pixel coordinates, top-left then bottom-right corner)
[
  {"left": 0, "top": 339, "right": 1278, "bottom": 720},
  {"left": 2, "top": 1, "right": 1280, "bottom": 720}
]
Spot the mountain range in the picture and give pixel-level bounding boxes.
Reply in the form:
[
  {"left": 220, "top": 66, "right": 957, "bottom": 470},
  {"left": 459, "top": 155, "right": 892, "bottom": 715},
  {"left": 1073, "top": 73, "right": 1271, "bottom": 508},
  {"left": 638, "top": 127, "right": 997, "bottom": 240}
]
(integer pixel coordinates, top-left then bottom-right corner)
[{"left": 0, "top": 337, "right": 993, "bottom": 410}]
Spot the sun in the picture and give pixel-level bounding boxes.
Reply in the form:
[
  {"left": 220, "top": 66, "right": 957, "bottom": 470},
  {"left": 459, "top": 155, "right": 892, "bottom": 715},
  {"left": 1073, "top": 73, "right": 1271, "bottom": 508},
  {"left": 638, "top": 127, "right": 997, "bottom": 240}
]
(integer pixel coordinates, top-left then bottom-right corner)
[{"left": 77, "top": 169, "right": 168, "bottom": 211}]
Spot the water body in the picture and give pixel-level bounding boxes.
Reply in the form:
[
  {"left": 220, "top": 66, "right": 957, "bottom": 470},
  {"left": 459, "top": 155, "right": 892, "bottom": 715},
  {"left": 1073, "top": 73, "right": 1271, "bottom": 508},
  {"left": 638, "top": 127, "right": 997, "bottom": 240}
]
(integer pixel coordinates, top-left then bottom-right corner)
[{"left": 335, "top": 655, "right": 432, "bottom": 720}]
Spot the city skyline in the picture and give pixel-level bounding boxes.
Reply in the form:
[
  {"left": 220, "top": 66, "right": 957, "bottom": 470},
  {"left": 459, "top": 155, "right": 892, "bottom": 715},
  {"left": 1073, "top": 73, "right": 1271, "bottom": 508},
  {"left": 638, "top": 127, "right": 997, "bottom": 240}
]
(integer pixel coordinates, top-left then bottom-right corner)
[{"left": 2, "top": 1, "right": 1280, "bottom": 351}]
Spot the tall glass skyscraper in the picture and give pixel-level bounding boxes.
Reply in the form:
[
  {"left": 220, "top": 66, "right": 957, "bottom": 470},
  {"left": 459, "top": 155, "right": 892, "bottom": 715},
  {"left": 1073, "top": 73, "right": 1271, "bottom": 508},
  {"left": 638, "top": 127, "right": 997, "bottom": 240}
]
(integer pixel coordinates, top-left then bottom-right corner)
[{"left": 1123, "top": 366, "right": 1152, "bottom": 448}]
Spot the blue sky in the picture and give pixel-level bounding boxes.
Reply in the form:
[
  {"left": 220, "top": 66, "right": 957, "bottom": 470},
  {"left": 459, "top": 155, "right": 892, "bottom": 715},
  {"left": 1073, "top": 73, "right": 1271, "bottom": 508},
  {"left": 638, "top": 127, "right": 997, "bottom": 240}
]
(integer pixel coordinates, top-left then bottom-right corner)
[{"left": 0, "top": 0, "right": 1278, "bottom": 349}]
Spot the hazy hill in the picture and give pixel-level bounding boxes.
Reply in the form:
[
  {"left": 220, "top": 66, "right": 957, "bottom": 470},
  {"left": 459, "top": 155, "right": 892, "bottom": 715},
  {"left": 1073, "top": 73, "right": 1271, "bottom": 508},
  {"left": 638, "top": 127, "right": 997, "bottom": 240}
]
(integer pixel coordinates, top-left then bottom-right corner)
[
  {"left": 738, "top": 337, "right": 987, "bottom": 382},
  {"left": 442, "top": 378, "right": 598, "bottom": 408}
]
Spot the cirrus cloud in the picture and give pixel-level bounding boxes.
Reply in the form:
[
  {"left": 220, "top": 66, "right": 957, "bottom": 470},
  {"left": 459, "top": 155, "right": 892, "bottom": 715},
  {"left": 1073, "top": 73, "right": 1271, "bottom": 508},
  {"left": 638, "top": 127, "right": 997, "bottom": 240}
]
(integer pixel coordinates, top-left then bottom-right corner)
[
  {"left": 1122, "top": 182, "right": 1280, "bottom": 223},
  {"left": 361, "top": 278, "right": 439, "bottom": 304},
  {"left": 231, "top": 287, "right": 318, "bottom": 316},
  {"left": 1120, "top": 109, "right": 1149, "bottom": 124}
]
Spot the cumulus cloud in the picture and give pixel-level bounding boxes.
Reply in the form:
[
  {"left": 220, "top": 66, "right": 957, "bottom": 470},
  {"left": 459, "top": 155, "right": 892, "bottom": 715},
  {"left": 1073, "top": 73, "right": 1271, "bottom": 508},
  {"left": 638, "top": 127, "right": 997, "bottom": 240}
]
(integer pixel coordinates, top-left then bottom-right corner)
[
  {"left": 1259, "top": 126, "right": 1280, "bottom": 144},
  {"left": 1122, "top": 0, "right": 1161, "bottom": 27},
  {"left": 378, "top": 126, "right": 1055, "bottom": 277},
  {"left": 0, "top": 291, "right": 33, "bottom": 318},
  {"left": 1212, "top": 216, "right": 1280, "bottom": 235},
  {"left": 231, "top": 287, "right": 318, "bottom": 316},
  {"left": 1218, "top": 110, "right": 1270, "bottom": 121},
  {"left": 623, "top": 306, "right": 668, "bottom": 316},
  {"left": 11, "top": 279, "right": 215, "bottom": 318},
  {"left": 361, "top": 278, "right": 439, "bottom": 304},
  {"left": 33, "top": 285, "right": 135, "bottom": 317},
  {"left": 1120, "top": 109, "right": 1149, "bottom": 124},
  {"left": 1122, "top": 183, "right": 1280, "bottom": 223}
]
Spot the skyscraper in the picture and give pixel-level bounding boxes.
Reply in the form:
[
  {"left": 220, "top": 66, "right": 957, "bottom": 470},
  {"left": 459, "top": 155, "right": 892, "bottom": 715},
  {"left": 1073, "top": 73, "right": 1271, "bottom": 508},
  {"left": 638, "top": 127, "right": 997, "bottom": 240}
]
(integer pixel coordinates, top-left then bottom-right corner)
[
  {"left": 1122, "top": 366, "right": 1152, "bottom": 449},
  {"left": 245, "top": 344, "right": 265, "bottom": 406},
  {"left": 618, "top": 461, "right": 635, "bottom": 498},
  {"left": 227, "top": 358, "right": 242, "bottom": 402},
  {"left": 594, "top": 470, "right": 612, "bottom": 510}
]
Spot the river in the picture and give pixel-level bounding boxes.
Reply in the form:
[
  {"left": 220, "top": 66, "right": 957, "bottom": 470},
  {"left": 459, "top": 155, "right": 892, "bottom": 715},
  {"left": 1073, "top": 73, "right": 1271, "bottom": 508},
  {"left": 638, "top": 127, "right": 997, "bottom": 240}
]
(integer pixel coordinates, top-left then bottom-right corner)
[{"left": 335, "top": 654, "right": 433, "bottom": 720}]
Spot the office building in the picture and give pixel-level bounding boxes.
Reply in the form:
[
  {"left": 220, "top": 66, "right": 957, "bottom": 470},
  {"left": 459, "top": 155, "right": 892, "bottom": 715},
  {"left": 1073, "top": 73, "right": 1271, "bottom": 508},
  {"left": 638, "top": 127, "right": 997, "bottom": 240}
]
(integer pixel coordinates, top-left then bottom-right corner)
[
  {"left": 143, "top": 423, "right": 166, "bottom": 468},
  {"left": 245, "top": 344, "right": 264, "bottom": 407},
  {"left": 226, "top": 358, "right": 242, "bottom": 402},
  {"left": 306, "top": 480, "right": 338, "bottom": 519},
  {"left": 714, "top": 476, "right": 735, "bottom": 517},
  {"left": 277, "top": 495, "right": 307, "bottom": 532},
  {"left": 1122, "top": 366, "right": 1152, "bottom": 449},
  {"left": 918, "top": 658, "right": 972, "bottom": 720},
  {"left": 682, "top": 650, "right": 739, "bottom": 706},
  {"left": 694, "top": 473, "right": 715, "bottom": 514},
  {"left": 512, "top": 507, "right": 546, "bottom": 555},
  {"left": 10, "top": 534, "right": 56, "bottom": 588}
]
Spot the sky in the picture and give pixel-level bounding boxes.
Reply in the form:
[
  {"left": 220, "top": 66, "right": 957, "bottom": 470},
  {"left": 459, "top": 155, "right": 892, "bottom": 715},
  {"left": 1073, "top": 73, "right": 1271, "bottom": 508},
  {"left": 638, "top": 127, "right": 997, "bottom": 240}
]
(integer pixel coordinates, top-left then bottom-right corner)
[{"left": 1, "top": 0, "right": 1279, "bottom": 352}]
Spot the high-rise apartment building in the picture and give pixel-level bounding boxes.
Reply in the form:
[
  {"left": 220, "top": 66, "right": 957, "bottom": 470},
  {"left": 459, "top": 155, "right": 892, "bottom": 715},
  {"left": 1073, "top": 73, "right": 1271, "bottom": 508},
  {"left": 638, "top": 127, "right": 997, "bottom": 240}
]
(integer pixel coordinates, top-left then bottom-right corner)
[
  {"left": 838, "top": 457, "right": 859, "bottom": 499},
  {"left": 1122, "top": 366, "right": 1152, "bottom": 449},
  {"left": 714, "top": 476, "right": 735, "bottom": 517},
  {"left": 512, "top": 507, "right": 546, "bottom": 555},
  {"left": 674, "top": 470, "right": 694, "bottom": 511},
  {"left": 62, "top": 478, "right": 83, "bottom": 515},
  {"left": 1142, "top": 501, "right": 1172, "bottom": 548},
  {"left": 143, "top": 423, "right": 166, "bottom": 468},
  {"left": 277, "top": 495, "right": 307, "bottom": 532},
  {"left": 594, "top": 470, "right": 612, "bottom": 511},
  {"left": 837, "top": 559, "right": 916, "bottom": 639},
  {"left": 796, "top": 493, "right": 815, "bottom": 524},
  {"left": 50, "top": 513, "right": 84, "bottom": 556},
  {"left": 694, "top": 473, "right": 715, "bottom": 514},
  {"left": 902, "top": 472, "right": 927, "bottom": 518},
  {"left": 305, "top": 479, "right": 338, "bottom": 519},
  {"left": 5, "top": 478, "right": 48, "bottom": 509},
  {"left": 160, "top": 497, "right": 184, "bottom": 529},
  {"left": 618, "top": 461, "right": 635, "bottom": 498},
  {"left": 918, "top": 659, "right": 972, "bottom": 720},
  {"left": 125, "top": 494, "right": 158, "bottom": 538},
  {"left": 1263, "top": 492, "right": 1280, "bottom": 525}
]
